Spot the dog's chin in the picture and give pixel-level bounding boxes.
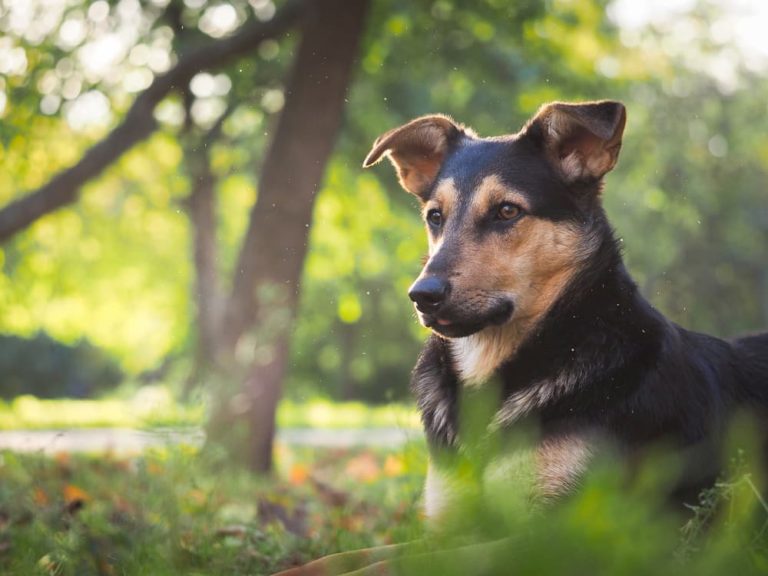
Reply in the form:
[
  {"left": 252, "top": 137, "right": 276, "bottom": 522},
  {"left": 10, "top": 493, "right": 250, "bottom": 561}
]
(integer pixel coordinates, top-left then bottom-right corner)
[{"left": 419, "top": 300, "right": 514, "bottom": 339}]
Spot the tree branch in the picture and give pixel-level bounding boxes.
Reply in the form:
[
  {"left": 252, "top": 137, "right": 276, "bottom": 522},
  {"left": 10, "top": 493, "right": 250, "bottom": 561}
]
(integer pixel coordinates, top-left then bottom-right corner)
[{"left": 0, "top": 0, "right": 304, "bottom": 244}]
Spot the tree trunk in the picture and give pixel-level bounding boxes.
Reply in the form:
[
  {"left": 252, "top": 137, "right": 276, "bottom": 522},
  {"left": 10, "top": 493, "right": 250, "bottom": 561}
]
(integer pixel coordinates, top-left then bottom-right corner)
[
  {"left": 217, "top": 0, "right": 370, "bottom": 472},
  {"left": 184, "top": 141, "right": 222, "bottom": 377},
  {"left": 181, "top": 105, "right": 235, "bottom": 386}
]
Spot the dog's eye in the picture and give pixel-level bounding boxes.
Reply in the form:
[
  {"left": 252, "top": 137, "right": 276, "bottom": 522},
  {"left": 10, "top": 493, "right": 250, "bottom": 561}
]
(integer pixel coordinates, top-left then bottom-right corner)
[
  {"left": 426, "top": 209, "right": 443, "bottom": 227},
  {"left": 497, "top": 203, "right": 522, "bottom": 221}
]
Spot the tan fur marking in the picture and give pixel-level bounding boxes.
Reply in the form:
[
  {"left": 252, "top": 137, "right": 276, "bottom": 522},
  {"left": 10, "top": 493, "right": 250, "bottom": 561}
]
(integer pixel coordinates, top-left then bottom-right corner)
[
  {"left": 470, "top": 174, "right": 531, "bottom": 214},
  {"left": 452, "top": 216, "right": 593, "bottom": 386},
  {"left": 428, "top": 178, "right": 459, "bottom": 217},
  {"left": 535, "top": 432, "right": 595, "bottom": 499},
  {"left": 424, "top": 178, "right": 459, "bottom": 256}
]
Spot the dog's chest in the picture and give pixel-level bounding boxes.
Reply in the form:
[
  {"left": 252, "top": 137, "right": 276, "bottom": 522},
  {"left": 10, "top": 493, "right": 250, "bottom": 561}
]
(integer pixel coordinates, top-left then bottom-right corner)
[
  {"left": 424, "top": 431, "right": 596, "bottom": 521},
  {"left": 450, "top": 336, "right": 552, "bottom": 428},
  {"left": 451, "top": 335, "right": 498, "bottom": 384},
  {"left": 451, "top": 330, "right": 517, "bottom": 385}
]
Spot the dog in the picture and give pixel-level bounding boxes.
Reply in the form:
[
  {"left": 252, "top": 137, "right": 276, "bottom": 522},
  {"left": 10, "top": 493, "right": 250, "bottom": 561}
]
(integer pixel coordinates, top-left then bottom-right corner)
[{"left": 272, "top": 100, "right": 768, "bottom": 575}]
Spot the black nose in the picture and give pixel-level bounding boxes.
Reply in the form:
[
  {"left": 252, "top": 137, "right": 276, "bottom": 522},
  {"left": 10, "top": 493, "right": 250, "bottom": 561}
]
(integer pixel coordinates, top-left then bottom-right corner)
[{"left": 408, "top": 277, "right": 450, "bottom": 312}]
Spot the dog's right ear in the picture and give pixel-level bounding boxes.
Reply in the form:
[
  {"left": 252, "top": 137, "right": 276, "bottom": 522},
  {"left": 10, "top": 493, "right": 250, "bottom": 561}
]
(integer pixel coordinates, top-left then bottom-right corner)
[
  {"left": 522, "top": 100, "right": 626, "bottom": 184},
  {"left": 362, "top": 115, "right": 463, "bottom": 198}
]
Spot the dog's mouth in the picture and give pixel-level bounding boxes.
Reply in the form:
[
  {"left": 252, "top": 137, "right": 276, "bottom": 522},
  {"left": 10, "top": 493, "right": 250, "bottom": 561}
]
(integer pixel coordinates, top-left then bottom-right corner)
[{"left": 418, "top": 299, "right": 514, "bottom": 338}]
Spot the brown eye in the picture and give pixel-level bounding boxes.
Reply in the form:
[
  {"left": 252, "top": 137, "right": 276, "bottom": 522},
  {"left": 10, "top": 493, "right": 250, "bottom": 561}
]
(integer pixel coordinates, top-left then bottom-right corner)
[
  {"left": 498, "top": 203, "right": 522, "bottom": 221},
  {"left": 427, "top": 209, "right": 442, "bottom": 227}
]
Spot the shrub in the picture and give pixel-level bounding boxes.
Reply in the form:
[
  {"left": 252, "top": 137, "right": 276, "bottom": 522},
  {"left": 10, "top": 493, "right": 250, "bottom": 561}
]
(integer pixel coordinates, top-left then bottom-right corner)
[{"left": 0, "top": 332, "right": 122, "bottom": 399}]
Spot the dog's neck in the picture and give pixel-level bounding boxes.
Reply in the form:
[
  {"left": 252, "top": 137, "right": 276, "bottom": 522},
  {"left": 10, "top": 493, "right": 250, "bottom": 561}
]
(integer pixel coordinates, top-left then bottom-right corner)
[{"left": 492, "top": 246, "right": 664, "bottom": 429}]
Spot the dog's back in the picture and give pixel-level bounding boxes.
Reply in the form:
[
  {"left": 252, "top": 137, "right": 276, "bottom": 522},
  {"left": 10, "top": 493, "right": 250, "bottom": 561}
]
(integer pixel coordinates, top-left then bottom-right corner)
[{"left": 734, "top": 333, "right": 768, "bottom": 399}]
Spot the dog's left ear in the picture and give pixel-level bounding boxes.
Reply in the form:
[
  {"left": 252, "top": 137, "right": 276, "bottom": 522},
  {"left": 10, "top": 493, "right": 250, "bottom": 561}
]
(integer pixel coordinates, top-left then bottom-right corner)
[
  {"left": 362, "top": 115, "right": 463, "bottom": 198},
  {"left": 523, "top": 100, "right": 626, "bottom": 183}
]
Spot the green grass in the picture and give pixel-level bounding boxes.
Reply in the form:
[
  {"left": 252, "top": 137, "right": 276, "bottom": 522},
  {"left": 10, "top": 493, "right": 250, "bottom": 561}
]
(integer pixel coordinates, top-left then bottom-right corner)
[
  {"left": 2, "top": 392, "right": 767, "bottom": 576},
  {"left": 0, "top": 443, "right": 427, "bottom": 576},
  {"left": 0, "top": 390, "right": 420, "bottom": 430},
  {"left": 1, "top": 439, "right": 767, "bottom": 575}
]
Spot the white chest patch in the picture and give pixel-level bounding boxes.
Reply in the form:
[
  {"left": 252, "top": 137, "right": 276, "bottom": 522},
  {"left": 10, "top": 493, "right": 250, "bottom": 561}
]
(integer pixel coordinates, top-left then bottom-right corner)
[
  {"left": 450, "top": 325, "right": 552, "bottom": 427},
  {"left": 451, "top": 325, "right": 521, "bottom": 386},
  {"left": 424, "top": 463, "right": 450, "bottom": 521},
  {"left": 451, "top": 335, "right": 490, "bottom": 384}
]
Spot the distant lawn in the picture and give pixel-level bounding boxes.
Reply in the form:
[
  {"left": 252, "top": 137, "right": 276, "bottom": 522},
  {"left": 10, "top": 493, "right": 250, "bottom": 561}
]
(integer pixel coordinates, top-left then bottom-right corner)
[{"left": 0, "top": 390, "right": 420, "bottom": 430}]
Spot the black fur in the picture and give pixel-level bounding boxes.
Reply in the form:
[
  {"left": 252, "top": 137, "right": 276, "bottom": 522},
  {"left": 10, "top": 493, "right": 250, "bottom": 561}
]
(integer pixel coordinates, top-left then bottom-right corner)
[{"left": 409, "top": 120, "right": 768, "bottom": 504}]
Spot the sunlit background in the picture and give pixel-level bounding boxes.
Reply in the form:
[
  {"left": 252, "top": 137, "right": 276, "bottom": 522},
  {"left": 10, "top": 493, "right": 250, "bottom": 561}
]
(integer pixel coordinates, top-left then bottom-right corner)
[{"left": 0, "top": 0, "right": 766, "bottom": 401}]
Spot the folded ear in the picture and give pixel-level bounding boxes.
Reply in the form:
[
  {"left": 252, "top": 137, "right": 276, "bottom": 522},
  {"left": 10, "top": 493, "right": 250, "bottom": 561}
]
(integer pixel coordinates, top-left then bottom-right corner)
[
  {"left": 524, "top": 100, "right": 626, "bottom": 183},
  {"left": 363, "top": 115, "right": 463, "bottom": 198}
]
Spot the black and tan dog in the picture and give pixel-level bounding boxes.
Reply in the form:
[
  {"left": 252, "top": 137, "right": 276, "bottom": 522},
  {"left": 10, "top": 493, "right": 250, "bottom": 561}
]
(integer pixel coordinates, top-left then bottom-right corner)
[{"left": 273, "top": 101, "right": 768, "bottom": 575}]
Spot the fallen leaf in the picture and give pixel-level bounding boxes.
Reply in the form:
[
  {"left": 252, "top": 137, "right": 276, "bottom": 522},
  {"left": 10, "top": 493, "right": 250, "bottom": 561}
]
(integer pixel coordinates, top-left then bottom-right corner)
[
  {"left": 344, "top": 453, "right": 381, "bottom": 483},
  {"left": 64, "top": 484, "right": 89, "bottom": 514},
  {"left": 54, "top": 452, "right": 70, "bottom": 467},
  {"left": 289, "top": 463, "right": 309, "bottom": 485},
  {"left": 384, "top": 455, "right": 405, "bottom": 477},
  {"left": 33, "top": 488, "right": 49, "bottom": 506},
  {"left": 63, "top": 484, "right": 90, "bottom": 504},
  {"left": 310, "top": 477, "right": 349, "bottom": 507}
]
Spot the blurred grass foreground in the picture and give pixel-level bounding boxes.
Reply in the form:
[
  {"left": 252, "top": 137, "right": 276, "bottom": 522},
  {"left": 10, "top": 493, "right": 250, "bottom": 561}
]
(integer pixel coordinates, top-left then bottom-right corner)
[{"left": 1, "top": 440, "right": 768, "bottom": 575}]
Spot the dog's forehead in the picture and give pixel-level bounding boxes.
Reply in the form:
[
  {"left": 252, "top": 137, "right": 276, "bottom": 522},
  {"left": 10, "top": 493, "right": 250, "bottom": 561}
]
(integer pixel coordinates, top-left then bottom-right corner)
[{"left": 434, "top": 136, "right": 574, "bottom": 218}]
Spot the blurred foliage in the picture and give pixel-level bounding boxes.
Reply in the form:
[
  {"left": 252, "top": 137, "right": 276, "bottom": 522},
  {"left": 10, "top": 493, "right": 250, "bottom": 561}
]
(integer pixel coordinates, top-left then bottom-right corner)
[
  {"left": 0, "top": 0, "right": 765, "bottom": 402},
  {"left": 0, "top": 332, "right": 122, "bottom": 399}
]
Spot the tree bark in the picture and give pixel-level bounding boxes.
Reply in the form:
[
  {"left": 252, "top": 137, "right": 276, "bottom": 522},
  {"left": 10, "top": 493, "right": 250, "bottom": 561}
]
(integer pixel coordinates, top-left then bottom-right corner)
[
  {"left": 181, "top": 105, "right": 238, "bottom": 385},
  {"left": 0, "top": 0, "right": 303, "bottom": 244},
  {"left": 183, "top": 134, "right": 224, "bottom": 378},
  {"left": 219, "top": 0, "right": 370, "bottom": 472}
]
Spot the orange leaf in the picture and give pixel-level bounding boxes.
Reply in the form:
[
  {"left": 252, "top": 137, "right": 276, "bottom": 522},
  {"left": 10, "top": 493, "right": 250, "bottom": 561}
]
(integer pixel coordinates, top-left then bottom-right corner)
[
  {"left": 54, "top": 452, "right": 70, "bottom": 466},
  {"left": 33, "top": 487, "right": 49, "bottom": 506},
  {"left": 289, "top": 464, "right": 309, "bottom": 485},
  {"left": 63, "top": 484, "right": 90, "bottom": 504},
  {"left": 113, "top": 496, "right": 135, "bottom": 514},
  {"left": 340, "top": 514, "right": 365, "bottom": 531},
  {"left": 383, "top": 455, "right": 405, "bottom": 477},
  {"left": 344, "top": 453, "right": 380, "bottom": 483}
]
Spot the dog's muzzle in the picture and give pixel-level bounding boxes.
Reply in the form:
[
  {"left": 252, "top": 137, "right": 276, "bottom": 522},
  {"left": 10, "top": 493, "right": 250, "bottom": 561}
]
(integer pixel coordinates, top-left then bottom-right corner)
[{"left": 408, "top": 276, "right": 450, "bottom": 314}]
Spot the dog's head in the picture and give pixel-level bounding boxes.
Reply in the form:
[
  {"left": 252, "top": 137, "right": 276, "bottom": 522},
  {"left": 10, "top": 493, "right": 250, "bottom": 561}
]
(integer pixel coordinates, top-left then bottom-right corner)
[{"left": 363, "top": 101, "right": 626, "bottom": 339}]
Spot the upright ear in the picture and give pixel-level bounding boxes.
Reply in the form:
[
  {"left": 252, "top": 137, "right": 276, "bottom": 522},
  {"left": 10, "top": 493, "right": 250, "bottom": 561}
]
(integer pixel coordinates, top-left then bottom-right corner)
[
  {"left": 362, "top": 115, "right": 463, "bottom": 198},
  {"left": 523, "top": 100, "right": 626, "bottom": 183}
]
